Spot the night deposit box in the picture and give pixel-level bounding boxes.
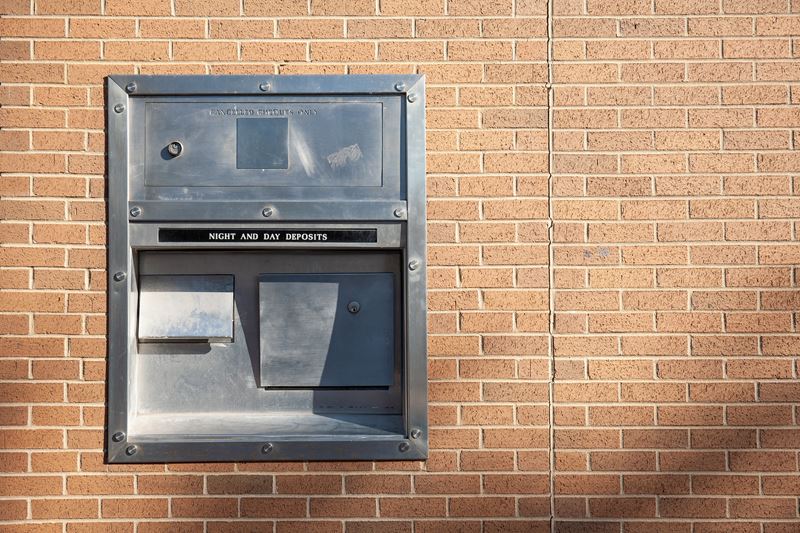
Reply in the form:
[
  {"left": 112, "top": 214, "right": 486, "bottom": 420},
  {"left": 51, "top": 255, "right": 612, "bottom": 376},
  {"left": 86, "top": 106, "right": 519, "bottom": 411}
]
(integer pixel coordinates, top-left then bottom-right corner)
[{"left": 105, "top": 75, "right": 426, "bottom": 462}]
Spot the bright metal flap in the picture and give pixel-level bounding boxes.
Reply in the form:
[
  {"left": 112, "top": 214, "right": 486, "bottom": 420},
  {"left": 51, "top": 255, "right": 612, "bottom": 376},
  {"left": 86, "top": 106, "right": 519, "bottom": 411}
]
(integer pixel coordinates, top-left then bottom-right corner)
[{"left": 138, "top": 275, "right": 234, "bottom": 342}]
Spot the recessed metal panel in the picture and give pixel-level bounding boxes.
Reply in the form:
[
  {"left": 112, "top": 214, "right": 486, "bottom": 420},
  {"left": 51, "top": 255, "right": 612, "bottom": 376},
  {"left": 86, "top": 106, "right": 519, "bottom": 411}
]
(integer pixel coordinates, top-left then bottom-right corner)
[
  {"left": 259, "top": 273, "right": 394, "bottom": 388},
  {"left": 236, "top": 118, "right": 289, "bottom": 169},
  {"left": 144, "top": 101, "right": 383, "bottom": 187},
  {"left": 138, "top": 274, "right": 233, "bottom": 342}
]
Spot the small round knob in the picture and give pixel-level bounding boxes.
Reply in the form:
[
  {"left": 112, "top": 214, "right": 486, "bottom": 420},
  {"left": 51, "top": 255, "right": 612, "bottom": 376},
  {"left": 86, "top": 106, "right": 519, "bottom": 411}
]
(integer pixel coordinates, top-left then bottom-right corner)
[
  {"left": 167, "top": 141, "right": 183, "bottom": 157},
  {"left": 347, "top": 301, "right": 361, "bottom": 314}
]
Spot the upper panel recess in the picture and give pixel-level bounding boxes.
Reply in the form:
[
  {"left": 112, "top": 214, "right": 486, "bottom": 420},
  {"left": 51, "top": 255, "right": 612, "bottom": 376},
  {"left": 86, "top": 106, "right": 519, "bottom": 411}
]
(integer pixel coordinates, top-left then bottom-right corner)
[{"left": 145, "top": 101, "right": 383, "bottom": 188}]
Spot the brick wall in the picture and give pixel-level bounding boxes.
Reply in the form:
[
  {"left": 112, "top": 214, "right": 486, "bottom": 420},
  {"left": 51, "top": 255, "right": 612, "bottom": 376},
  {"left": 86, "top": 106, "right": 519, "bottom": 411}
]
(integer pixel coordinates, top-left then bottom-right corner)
[{"left": 0, "top": 0, "right": 798, "bottom": 530}]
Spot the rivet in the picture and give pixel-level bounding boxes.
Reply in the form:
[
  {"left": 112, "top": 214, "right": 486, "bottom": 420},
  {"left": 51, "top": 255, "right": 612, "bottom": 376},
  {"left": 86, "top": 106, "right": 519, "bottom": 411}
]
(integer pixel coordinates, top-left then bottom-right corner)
[
  {"left": 398, "top": 442, "right": 410, "bottom": 452},
  {"left": 408, "top": 259, "right": 419, "bottom": 271},
  {"left": 410, "top": 429, "right": 422, "bottom": 439},
  {"left": 393, "top": 208, "right": 406, "bottom": 218},
  {"left": 261, "top": 443, "right": 274, "bottom": 454},
  {"left": 261, "top": 207, "right": 273, "bottom": 218},
  {"left": 407, "top": 93, "right": 418, "bottom": 103},
  {"left": 113, "top": 104, "right": 125, "bottom": 113},
  {"left": 125, "top": 82, "right": 137, "bottom": 93},
  {"left": 259, "top": 82, "right": 271, "bottom": 92},
  {"left": 129, "top": 206, "right": 142, "bottom": 218},
  {"left": 125, "top": 444, "right": 137, "bottom": 456},
  {"left": 113, "top": 272, "right": 126, "bottom": 282},
  {"left": 394, "top": 82, "right": 406, "bottom": 92},
  {"left": 347, "top": 301, "right": 361, "bottom": 314},
  {"left": 112, "top": 431, "right": 125, "bottom": 442}
]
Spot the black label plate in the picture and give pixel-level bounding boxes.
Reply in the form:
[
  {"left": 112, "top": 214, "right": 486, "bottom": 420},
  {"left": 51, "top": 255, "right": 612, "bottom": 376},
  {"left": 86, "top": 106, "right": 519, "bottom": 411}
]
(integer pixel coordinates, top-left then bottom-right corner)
[{"left": 158, "top": 228, "right": 378, "bottom": 243}]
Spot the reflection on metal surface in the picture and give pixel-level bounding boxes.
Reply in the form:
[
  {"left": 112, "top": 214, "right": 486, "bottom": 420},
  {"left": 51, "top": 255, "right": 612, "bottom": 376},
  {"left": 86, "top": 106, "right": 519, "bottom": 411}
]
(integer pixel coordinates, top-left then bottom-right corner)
[
  {"left": 138, "top": 275, "right": 233, "bottom": 342},
  {"left": 327, "top": 144, "right": 362, "bottom": 169}
]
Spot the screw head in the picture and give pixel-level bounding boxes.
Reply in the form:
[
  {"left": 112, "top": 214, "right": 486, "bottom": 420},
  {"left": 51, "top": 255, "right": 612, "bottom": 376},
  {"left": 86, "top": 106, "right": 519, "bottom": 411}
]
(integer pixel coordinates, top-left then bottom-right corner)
[
  {"left": 129, "top": 206, "right": 142, "bottom": 218},
  {"left": 113, "top": 103, "right": 125, "bottom": 113},
  {"left": 125, "top": 82, "right": 137, "bottom": 93},
  {"left": 259, "top": 82, "right": 271, "bottom": 92},
  {"left": 112, "top": 431, "right": 125, "bottom": 442},
  {"left": 261, "top": 443, "right": 274, "bottom": 454},
  {"left": 398, "top": 442, "right": 410, "bottom": 453},
  {"left": 408, "top": 259, "right": 419, "bottom": 271},
  {"left": 113, "top": 272, "right": 126, "bottom": 282},
  {"left": 261, "top": 207, "right": 273, "bottom": 218},
  {"left": 125, "top": 445, "right": 137, "bottom": 456},
  {"left": 410, "top": 429, "right": 422, "bottom": 439},
  {"left": 347, "top": 301, "right": 361, "bottom": 314},
  {"left": 167, "top": 141, "right": 183, "bottom": 157},
  {"left": 394, "top": 82, "right": 406, "bottom": 92},
  {"left": 393, "top": 208, "right": 406, "bottom": 218},
  {"left": 407, "top": 93, "right": 418, "bottom": 103}
]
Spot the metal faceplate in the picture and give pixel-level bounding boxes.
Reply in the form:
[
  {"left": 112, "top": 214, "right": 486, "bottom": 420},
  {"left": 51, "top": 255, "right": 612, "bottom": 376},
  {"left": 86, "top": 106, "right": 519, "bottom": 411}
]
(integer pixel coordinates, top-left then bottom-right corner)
[{"left": 105, "top": 75, "right": 427, "bottom": 463}]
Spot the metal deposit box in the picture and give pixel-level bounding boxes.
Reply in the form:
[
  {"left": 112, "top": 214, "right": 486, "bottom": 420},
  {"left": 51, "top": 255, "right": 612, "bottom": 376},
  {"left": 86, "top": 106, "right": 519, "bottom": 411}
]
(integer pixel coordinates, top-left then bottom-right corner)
[{"left": 105, "top": 75, "right": 427, "bottom": 462}]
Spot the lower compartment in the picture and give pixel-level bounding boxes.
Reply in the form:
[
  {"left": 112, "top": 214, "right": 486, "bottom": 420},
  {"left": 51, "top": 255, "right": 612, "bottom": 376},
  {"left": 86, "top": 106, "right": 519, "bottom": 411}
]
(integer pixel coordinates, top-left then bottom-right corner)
[{"left": 130, "top": 250, "right": 403, "bottom": 440}]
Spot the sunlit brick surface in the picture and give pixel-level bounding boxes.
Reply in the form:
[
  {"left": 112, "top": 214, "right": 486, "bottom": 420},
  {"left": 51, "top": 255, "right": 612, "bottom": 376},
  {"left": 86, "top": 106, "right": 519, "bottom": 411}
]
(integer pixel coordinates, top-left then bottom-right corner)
[{"left": 551, "top": 0, "right": 800, "bottom": 530}]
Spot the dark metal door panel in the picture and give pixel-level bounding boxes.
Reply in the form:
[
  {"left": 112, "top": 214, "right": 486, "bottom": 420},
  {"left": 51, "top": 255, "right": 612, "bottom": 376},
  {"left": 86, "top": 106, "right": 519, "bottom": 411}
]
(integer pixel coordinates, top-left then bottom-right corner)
[{"left": 259, "top": 273, "right": 394, "bottom": 388}]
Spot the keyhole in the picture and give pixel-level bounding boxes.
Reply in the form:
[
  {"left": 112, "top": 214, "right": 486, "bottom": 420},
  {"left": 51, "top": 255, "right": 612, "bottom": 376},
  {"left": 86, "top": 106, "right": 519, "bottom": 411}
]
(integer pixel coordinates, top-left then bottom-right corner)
[{"left": 167, "top": 141, "right": 183, "bottom": 157}]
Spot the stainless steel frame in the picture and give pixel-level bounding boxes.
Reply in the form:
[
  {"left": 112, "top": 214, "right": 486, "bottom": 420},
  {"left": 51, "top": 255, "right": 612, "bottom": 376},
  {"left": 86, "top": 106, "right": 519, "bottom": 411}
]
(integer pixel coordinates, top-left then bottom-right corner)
[{"left": 106, "top": 75, "right": 427, "bottom": 463}]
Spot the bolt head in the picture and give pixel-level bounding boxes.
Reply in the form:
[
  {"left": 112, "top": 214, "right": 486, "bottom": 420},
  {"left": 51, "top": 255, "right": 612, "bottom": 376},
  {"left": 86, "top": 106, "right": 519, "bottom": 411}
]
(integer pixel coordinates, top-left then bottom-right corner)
[
  {"left": 407, "top": 93, "right": 418, "bottom": 103},
  {"left": 129, "top": 206, "right": 141, "bottom": 218},
  {"left": 261, "top": 443, "right": 274, "bottom": 454},
  {"left": 394, "top": 82, "right": 406, "bottom": 92},
  {"left": 261, "top": 207, "right": 273, "bottom": 218},
  {"left": 112, "top": 431, "right": 125, "bottom": 442},
  {"left": 347, "top": 301, "right": 361, "bottom": 314},
  {"left": 410, "top": 429, "right": 422, "bottom": 439},
  {"left": 113, "top": 272, "right": 126, "bottom": 282},
  {"left": 259, "top": 82, "right": 271, "bottom": 92},
  {"left": 393, "top": 208, "right": 406, "bottom": 218},
  {"left": 125, "top": 82, "right": 137, "bottom": 93},
  {"left": 398, "top": 442, "right": 410, "bottom": 452},
  {"left": 113, "top": 103, "right": 125, "bottom": 113},
  {"left": 125, "top": 445, "right": 137, "bottom": 456},
  {"left": 408, "top": 259, "right": 419, "bottom": 271}
]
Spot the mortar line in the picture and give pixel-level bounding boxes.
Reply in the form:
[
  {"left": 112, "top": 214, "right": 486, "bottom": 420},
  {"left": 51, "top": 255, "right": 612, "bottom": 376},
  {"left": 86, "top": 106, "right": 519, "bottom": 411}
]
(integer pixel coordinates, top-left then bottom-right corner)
[{"left": 546, "top": 0, "right": 556, "bottom": 527}]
